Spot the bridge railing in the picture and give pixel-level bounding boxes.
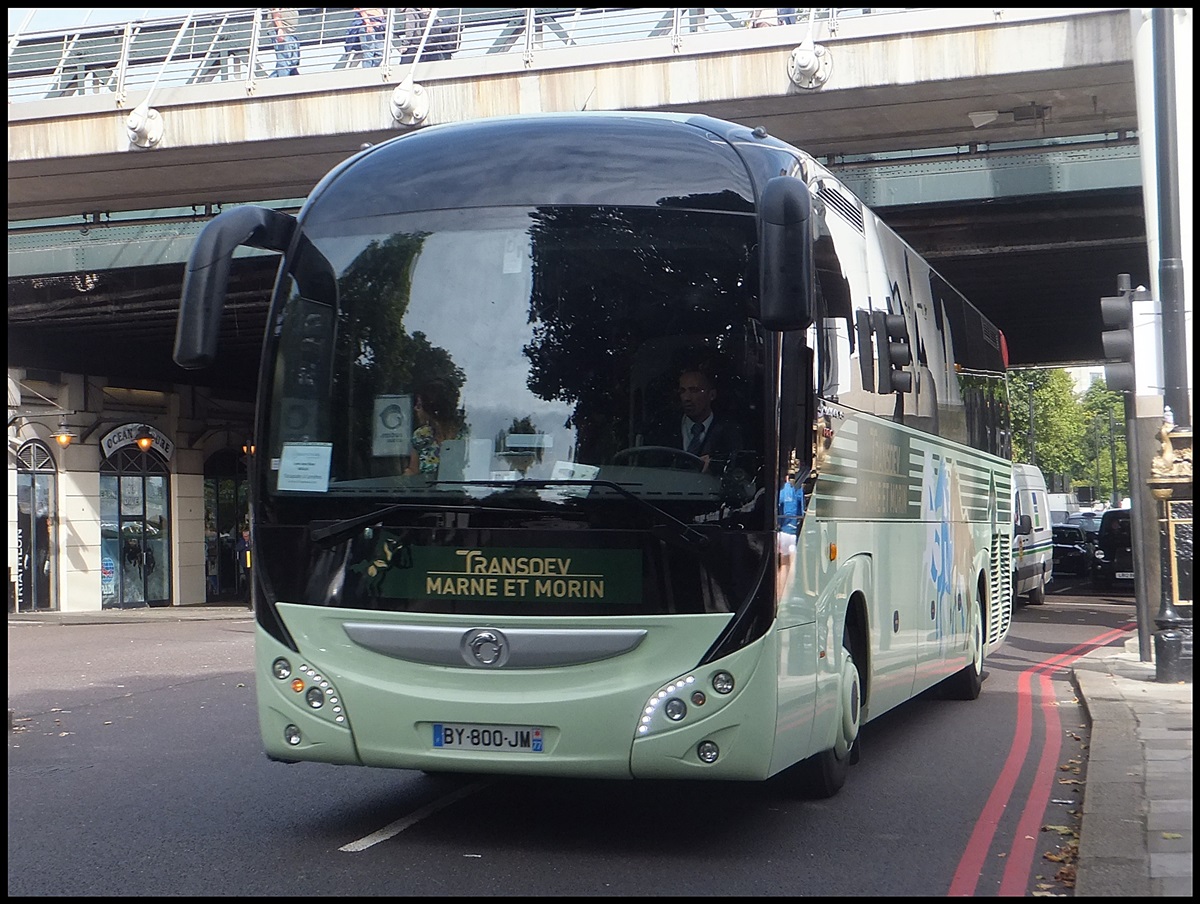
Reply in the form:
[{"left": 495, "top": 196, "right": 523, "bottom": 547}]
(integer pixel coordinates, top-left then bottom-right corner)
[{"left": 7, "top": 7, "right": 860, "bottom": 106}]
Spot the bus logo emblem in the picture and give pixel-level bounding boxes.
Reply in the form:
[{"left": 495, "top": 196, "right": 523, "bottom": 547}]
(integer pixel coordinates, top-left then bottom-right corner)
[{"left": 462, "top": 628, "right": 509, "bottom": 668}]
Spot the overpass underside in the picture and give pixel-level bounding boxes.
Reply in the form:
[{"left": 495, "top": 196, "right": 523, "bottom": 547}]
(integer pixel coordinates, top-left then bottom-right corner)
[{"left": 8, "top": 7, "right": 1150, "bottom": 399}]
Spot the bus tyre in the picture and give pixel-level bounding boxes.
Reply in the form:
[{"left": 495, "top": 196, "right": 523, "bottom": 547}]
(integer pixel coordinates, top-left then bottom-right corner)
[
  {"left": 785, "top": 644, "right": 861, "bottom": 799},
  {"left": 945, "top": 593, "right": 984, "bottom": 700},
  {"left": 1028, "top": 576, "right": 1046, "bottom": 606}
]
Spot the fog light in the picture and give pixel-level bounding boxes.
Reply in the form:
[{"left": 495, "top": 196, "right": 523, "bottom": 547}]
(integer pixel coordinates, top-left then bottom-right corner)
[
  {"left": 664, "top": 698, "right": 687, "bottom": 721},
  {"left": 284, "top": 724, "right": 302, "bottom": 746},
  {"left": 271, "top": 657, "right": 292, "bottom": 680},
  {"left": 711, "top": 671, "right": 735, "bottom": 694},
  {"left": 697, "top": 740, "right": 719, "bottom": 763},
  {"left": 305, "top": 687, "right": 325, "bottom": 709}
]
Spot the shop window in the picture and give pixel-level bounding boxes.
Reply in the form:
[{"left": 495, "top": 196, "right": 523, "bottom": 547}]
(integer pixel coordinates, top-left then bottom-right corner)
[{"left": 15, "top": 441, "right": 58, "bottom": 612}]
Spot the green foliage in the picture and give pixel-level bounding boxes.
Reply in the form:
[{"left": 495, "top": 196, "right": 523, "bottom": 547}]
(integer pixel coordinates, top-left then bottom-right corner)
[{"left": 1010, "top": 369, "right": 1128, "bottom": 502}]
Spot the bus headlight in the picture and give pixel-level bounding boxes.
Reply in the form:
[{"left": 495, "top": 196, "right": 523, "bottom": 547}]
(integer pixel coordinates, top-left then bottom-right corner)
[
  {"left": 284, "top": 724, "right": 302, "bottom": 746},
  {"left": 284, "top": 664, "right": 349, "bottom": 726},
  {"left": 272, "top": 657, "right": 292, "bottom": 680},
  {"left": 697, "top": 741, "right": 720, "bottom": 763},
  {"left": 711, "top": 671, "right": 735, "bottom": 694},
  {"left": 638, "top": 674, "right": 696, "bottom": 735}
]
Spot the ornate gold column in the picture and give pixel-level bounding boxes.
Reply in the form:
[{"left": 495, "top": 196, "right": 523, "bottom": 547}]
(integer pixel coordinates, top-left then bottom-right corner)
[{"left": 1147, "top": 420, "right": 1192, "bottom": 683}]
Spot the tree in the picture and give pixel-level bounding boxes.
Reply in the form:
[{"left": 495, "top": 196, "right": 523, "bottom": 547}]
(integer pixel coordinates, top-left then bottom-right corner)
[
  {"left": 1079, "top": 380, "right": 1127, "bottom": 504},
  {"left": 1009, "top": 368, "right": 1088, "bottom": 481}
]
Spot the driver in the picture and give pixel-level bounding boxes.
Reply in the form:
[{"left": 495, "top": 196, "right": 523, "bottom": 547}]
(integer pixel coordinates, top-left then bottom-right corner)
[{"left": 642, "top": 366, "right": 745, "bottom": 473}]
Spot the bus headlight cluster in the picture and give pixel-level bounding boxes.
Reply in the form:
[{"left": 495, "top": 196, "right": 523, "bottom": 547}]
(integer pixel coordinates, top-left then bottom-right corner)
[
  {"left": 639, "top": 675, "right": 696, "bottom": 735},
  {"left": 272, "top": 658, "right": 348, "bottom": 726},
  {"left": 636, "top": 668, "right": 739, "bottom": 738}
]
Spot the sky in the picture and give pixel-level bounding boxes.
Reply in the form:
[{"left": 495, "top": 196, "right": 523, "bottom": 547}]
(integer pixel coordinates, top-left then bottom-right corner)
[{"left": 8, "top": 8, "right": 239, "bottom": 36}]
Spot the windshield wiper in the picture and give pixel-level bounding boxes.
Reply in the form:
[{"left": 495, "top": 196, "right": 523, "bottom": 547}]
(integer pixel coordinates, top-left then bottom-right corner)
[
  {"left": 430, "top": 478, "right": 711, "bottom": 549},
  {"left": 309, "top": 501, "right": 524, "bottom": 545}
]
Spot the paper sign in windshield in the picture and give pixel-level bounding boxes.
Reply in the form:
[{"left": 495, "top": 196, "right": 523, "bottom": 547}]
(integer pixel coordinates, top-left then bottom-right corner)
[{"left": 277, "top": 442, "right": 333, "bottom": 492}]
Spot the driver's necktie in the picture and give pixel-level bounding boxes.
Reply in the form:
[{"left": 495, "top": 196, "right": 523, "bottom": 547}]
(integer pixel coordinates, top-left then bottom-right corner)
[{"left": 687, "top": 422, "right": 705, "bottom": 454}]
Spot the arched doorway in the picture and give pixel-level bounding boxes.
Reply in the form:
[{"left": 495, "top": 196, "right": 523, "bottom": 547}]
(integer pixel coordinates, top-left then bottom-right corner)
[
  {"left": 204, "top": 447, "right": 249, "bottom": 602},
  {"left": 100, "top": 447, "right": 172, "bottom": 608},
  {"left": 14, "top": 440, "right": 58, "bottom": 612}
]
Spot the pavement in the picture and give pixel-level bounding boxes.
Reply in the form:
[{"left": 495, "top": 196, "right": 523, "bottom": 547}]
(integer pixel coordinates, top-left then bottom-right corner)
[
  {"left": 1069, "top": 632, "right": 1193, "bottom": 897},
  {"left": 8, "top": 603, "right": 1193, "bottom": 896}
]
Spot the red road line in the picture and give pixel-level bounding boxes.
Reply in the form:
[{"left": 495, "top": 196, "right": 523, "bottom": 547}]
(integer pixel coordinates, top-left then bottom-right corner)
[
  {"left": 947, "top": 668, "right": 1034, "bottom": 895},
  {"left": 947, "top": 624, "right": 1132, "bottom": 896},
  {"left": 993, "top": 624, "right": 1132, "bottom": 893},
  {"left": 998, "top": 672, "right": 1062, "bottom": 895}
]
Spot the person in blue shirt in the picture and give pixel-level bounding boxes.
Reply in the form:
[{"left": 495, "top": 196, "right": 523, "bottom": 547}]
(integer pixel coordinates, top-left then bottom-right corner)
[
  {"left": 777, "top": 455, "right": 807, "bottom": 593},
  {"left": 269, "top": 9, "right": 300, "bottom": 78}
]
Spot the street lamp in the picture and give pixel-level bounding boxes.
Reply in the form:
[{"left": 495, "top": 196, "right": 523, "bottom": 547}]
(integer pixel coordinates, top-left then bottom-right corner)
[
  {"left": 51, "top": 416, "right": 77, "bottom": 448},
  {"left": 1012, "top": 380, "right": 1036, "bottom": 465},
  {"left": 134, "top": 425, "right": 154, "bottom": 452},
  {"left": 1108, "top": 409, "right": 1120, "bottom": 507}
]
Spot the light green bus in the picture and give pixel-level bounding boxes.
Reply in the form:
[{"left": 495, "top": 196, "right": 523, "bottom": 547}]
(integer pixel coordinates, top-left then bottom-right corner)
[{"left": 175, "top": 112, "right": 1015, "bottom": 798}]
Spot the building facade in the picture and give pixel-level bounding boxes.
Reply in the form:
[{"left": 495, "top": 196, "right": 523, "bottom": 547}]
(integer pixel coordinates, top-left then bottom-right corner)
[{"left": 7, "top": 368, "right": 252, "bottom": 612}]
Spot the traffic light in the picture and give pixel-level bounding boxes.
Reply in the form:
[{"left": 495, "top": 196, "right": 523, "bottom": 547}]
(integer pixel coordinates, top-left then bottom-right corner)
[
  {"left": 1100, "top": 278, "right": 1136, "bottom": 393},
  {"left": 873, "top": 310, "right": 912, "bottom": 393}
]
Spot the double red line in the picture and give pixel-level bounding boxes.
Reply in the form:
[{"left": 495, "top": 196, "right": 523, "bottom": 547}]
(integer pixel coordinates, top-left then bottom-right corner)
[{"left": 948, "top": 623, "right": 1134, "bottom": 896}]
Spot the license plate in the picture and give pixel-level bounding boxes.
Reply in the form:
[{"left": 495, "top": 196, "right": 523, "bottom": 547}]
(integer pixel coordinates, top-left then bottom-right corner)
[
  {"left": 1116, "top": 572, "right": 1134, "bottom": 579},
  {"left": 433, "top": 723, "right": 544, "bottom": 752}
]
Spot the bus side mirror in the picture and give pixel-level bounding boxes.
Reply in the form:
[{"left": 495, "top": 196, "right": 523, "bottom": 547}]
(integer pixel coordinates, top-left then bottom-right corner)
[
  {"left": 758, "top": 176, "right": 814, "bottom": 332},
  {"left": 174, "top": 205, "right": 296, "bottom": 369},
  {"left": 1016, "top": 514, "right": 1032, "bottom": 536}
]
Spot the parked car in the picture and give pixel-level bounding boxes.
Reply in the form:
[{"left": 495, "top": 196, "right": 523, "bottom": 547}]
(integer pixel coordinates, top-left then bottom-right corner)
[
  {"left": 1052, "top": 524, "right": 1091, "bottom": 576},
  {"left": 1092, "top": 508, "right": 1133, "bottom": 591}
]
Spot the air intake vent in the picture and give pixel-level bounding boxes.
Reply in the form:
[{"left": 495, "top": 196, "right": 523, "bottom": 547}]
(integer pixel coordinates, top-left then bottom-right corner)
[{"left": 817, "top": 183, "right": 864, "bottom": 234}]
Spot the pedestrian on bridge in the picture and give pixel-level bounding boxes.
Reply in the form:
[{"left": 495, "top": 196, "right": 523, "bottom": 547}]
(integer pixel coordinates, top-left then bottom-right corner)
[
  {"left": 269, "top": 8, "right": 300, "bottom": 77},
  {"left": 347, "top": 8, "right": 385, "bottom": 68}
]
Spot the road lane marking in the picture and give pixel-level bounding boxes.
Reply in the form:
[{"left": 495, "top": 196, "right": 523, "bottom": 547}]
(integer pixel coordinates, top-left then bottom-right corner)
[
  {"left": 340, "top": 780, "right": 492, "bottom": 852},
  {"left": 948, "top": 624, "right": 1130, "bottom": 895}
]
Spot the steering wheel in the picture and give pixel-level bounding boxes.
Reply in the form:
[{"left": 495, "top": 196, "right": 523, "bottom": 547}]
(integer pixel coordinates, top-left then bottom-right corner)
[{"left": 612, "top": 445, "right": 706, "bottom": 471}]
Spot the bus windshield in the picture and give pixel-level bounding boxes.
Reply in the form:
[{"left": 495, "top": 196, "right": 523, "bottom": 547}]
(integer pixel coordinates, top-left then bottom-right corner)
[{"left": 264, "top": 204, "right": 766, "bottom": 512}]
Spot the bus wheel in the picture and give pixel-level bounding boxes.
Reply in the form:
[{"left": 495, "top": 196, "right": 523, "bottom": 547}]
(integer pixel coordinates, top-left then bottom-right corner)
[
  {"left": 945, "top": 592, "right": 983, "bottom": 700},
  {"left": 784, "top": 643, "right": 861, "bottom": 799}
]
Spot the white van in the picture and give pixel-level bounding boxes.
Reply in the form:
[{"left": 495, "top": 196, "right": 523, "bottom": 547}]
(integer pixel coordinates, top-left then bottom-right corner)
[
  {"left": 1047, "top": 492, "right": 1080, "bottom": 524},
  {"left": 1012, "top": 463, "right": 1054, "bottom": 605}
]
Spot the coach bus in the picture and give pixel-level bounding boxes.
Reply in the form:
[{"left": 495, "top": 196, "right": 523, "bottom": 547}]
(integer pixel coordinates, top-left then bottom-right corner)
[{"left": 175, "top": 112, "right": 1014, "bottom": 798}]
